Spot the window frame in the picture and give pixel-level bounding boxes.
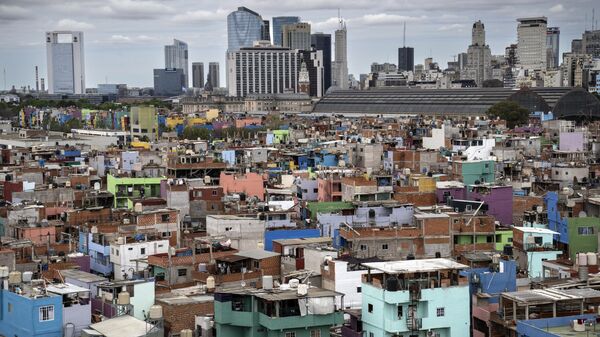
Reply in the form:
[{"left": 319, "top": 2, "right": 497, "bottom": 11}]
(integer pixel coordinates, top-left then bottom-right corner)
[{"left": 39, "top": 305, "right": 55, "bottom": 322}]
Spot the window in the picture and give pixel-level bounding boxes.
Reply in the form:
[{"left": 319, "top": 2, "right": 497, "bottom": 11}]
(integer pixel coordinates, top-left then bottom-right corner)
[
  {"left": 39, "top": 305, "right": 55, "bottom": 321},
  {"left": 356, "top": 287, "right": 362, "bottom": 293},
  {"left": 436, "top": 307, "right": 445, "bottom": 317},
  {"left": 313, "top": 188, "right": 318, "bottom": 193},
  {"left": 8, "top": 303, "right": 12, "bottom": 312},
  {"left": 285, "top": 333, "right": 296, "bottom": 337},
  {"left": 508, "top": 237, "right": 513, "bottom": 242},
  {"left": 178, "top": 269, "right": 187, "bottom": 277},
  {"left": 382, "top": 244, "right": 388, "bottom": 250},
  {"left": 115, "top": 249, "right": 119, "bottom": 256},
  {"left": 368, "top": 303, "right": 373, "bottom": 313},
  {"left": 578, "top": 226, "right": 595, "bottom": 235},
  {"left": 140, "top": 248, "right": 146, "bottom": 255},
  {"left": 369, "top": 333, "right": 374, "bottom": 337},
  {"left": 360, "top": 244, "right": 367, "bottom": 251},
  {"left": 212, "top": 190, "right": 218, "bottom": 196},
  {"left": 397, "top": 305, "right": 403, "bottom": 318},
  {"left": 465, "top": 204, "right": 472, "bottom": 212},
  {"left": 161, "top": 214, "right": 171, "bottom": 222},
  {"left": 310, "top": 330, "right": 321, "bottom": 337},
  {"left": 128, "top": 247, "right": 133, "bottom": 251}
]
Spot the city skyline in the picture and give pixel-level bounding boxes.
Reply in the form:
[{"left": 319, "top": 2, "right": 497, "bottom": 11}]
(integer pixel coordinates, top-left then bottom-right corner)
[{"left": 0, "top": 0, "right": 598, "bottom": 89}]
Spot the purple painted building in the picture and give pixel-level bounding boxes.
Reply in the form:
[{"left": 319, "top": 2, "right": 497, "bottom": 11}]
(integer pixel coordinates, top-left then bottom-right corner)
[
  {"left": 467, "top": 185, "right": 513, "bottom": 225},
  {"left": 436, "top": 181, "right": 466, "bottom": 204}
]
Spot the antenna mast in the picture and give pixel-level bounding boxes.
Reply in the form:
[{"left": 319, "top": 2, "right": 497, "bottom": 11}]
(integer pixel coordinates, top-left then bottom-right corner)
[{"left": 403, "top": 21, "right": 406, "bottom": 47}]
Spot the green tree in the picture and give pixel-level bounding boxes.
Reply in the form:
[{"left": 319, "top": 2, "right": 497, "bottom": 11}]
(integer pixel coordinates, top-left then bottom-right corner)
[{"left": 487, "top": 101, "right": 529, "bottom": 129}]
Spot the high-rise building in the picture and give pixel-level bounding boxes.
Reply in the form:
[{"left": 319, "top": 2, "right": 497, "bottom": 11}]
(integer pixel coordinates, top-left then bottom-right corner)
[
  {"left": 300, "top": 49, "right": 325, "bottom": 97},
  {"left": 546, "top": 27, "right": 560, "bottom": 69},
  {"left": 227, "top": 7, "right": 264, "bottom": 52},
  {"left": 397, "top": 47, "right": 414, "bottom": 72},
  {"left": 282, "top": 22, "right": 311, "bottom": 51},
  {"left": 164, "top": 39, "right": 189, "bottom": 87},
  {"left": 208, "top": 62, "right": 220, "bottom": 89},
  {"left": 262, "top": 20, "right": 271, "bottom": 43},
  {"left": 371, "top": 63, "right": 397, "bottom": 73},
  {"left": 192, "top": 62, "right": 204, "bottom": 88},
  {"left": 505, "top": 44, "right": 518, "bottom": 67},
  {"left": 457, "top": 52, "right": 468, "bottom": 70},
  {"left": 311, "top": 33, "right": 332, "bottom": 92},
  {"left": 582, "top": 30, "right": 600, "bottom": 58},
  {"left": 517, "top": 17, "right": 548, "bottom": 71},
  {"left": 333, "top": 20, "right": 348, "bottom": 89},
  {"left": 227, "top": 43, "right": 301, "bottom": 97},
  {"left": 571, "top": 39, "right": 583, "bottom": 53},
  {"left": 46, "top": 31, "right": 85, "bottom": 94},
  {"left": 464, "top": 20, "right": 492, "bottom": 86},
  {"left": 272, "top": 16, "right": 300, "bottom": 46},
  {"left": 153, "top": 68, "right": 185, "bottom": 96}
]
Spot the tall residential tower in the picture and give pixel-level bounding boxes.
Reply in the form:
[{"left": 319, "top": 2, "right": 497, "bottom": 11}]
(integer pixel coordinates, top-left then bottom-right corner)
[
  {"left": 46, "top": 31, "right": 85, "bottom": 94},
  {"left": 517, "top": 17, "right": 548, "bottom": 71}
]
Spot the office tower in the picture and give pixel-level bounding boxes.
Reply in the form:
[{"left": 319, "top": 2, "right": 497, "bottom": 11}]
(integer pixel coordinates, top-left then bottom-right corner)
[
  {"left": 517, "top": 17, "right": 548, "bottom": 71},
  {"left": 300, "top": 49, "right": 325, "bottom": 97},
  {"left": 40, "top": 78, "right": 45, "bottom": 92},
  {"left": 46, "top": 31, "right": 85, "bottom": 94},
  {"left": 208, "top": 62, "right": 220, "bottom": 88},
  {"left": 227, "top": 7, "right": 264, "bottom": 52},
  {"left": 465, "top": 20, "right": 492, "bottom": 86},
  {"left": 457, "top": 52, "right": 468, "bottom": 70},
  {"left": 282, "top": 22, "right": 311, "bottom": 50},
  {"left": 311, "top": 33, "right": 332, "bottom": 92},
  {"left": 333, "top": 20, "right": 348, "bottom": 89},
  {"left": 153, "top": 68, "right": 185, "bottom": 96},
  {"left": 371, "top": 63, "right": 397, "bottom": 73},
  {"left": 571, "top": 39, "right": 583, "bottom": 53},
  {"left": 546, "top": 27, "right": 560, "bottom": 69},
  {"left": 262, "top": 20, "right": 271, "bottom": 43},
  {"left": 272, "top": 16, "right": 300, "bottom": 46},
  {"left": 397, "top": 47, "right": 414, "bottom": 72},
  {"left": 505, "top": 44, "right": 518, "bottom": 67},
  {"left": 164, "top": 39, "right": 189, "bottom": 87},
  {"left": 192, "top": 62, "right": 204, "bottom": 88},
  {"left": 582, "top": 30, "right": 600, "bottom": 58},
  {"left": 227, "top": 44, "right": 301, "bottom": 97}
]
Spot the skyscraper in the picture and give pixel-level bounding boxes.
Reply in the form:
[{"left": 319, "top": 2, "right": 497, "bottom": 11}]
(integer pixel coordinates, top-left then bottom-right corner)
[
  {"left": 300, "top": 49, "right": 325, "bottom": 97},
  {"left": 164, "top": 39, "right": 189, "bottom": 87},
  {"left": 464, "top": 20, "right": 492, "bottom": 86},
  {"left": 282, "top": 22, "right": 311, "bottom": 50},
  {"left": 397, "top": 47, "right": 414, "bottom": 72},
  {"left": 46, "top": 31, "right": 85, "bottom": 94},
  {"left": 153, "top": 68, "right": 185, "bottom": 96},
  {"left": 333, "top": 20, "right": 348, "bottom": 90},
  {"left": 582, "top": 30, "right": 600, "bottom": 58},
  {"left": 192, "top": 62, "right": 204, "bottom": 89},
  {"left": 311, "top": 33, "right": 332, "bottom": 92},
  {"left": 227, "top": 7, "right": 264, "bottom": 52},
  {"left": 517, "top": 17, "right": 548, "bottom": 71},
  {"left": 262, "top": 20, "right": 271, "bottom": 43},
  {"left": 208, "top": 62, "right": 220, "bottom": 89},
  {"left": 272, "top": 16, "right": 300, "bottom": 46},
  {"left": 546, "top": 27, "right": 560, "bottom": 69}
]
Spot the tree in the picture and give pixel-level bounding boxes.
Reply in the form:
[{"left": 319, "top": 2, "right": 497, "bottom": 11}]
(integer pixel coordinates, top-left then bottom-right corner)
[{"left": 487, "top": 101, "right": 529, "bottom": 129}]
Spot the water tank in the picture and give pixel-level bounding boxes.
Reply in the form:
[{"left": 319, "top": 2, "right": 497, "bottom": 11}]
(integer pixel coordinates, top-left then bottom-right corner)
[
  {"left": 117, "top": 291, "right": 130, "bottom": 305},
  {"left": 579, "top": 253, "right": 588, "bottom": 266},
  {"left": 406, "top": 254, "right": 415, "bottom": 260},
  {"left": 0, "top": 266, "right": 9, "bottom": 278},
  {"left": 117, "top": 237, "right": 125, "bottom": 245},
  {"left": 588, "top": 252, "right": 598, "bottom": 266},
  {"left": 503, "top": 245, "right": 513, "bottom": 256},
  {"left": 206, "top": 276, "right": 215, "bottom": 291},
  {"left": 198, "top": 263, "right": 207, "bottom": 272},
  {"left": 492, "top": 254, "right": 501, "bottom": 265},
  {"left": 386, "top": 277, "right": 400, "bottom": 292},
  {"left": 288, "top": 279, "right": 300, "bottom": 289},
  {"left": 180, "top": 330, "right": 193, "bottom": 337},
  {"left": 435, "top": 252, "right": 441, "bottom": 258},
  {"left": 149, "top": 305, "right": 163, "bottom": 319},
  {"left": 8, "top": 271, "right": 21, "bottom": 285},
  {"left": 297, "top": 283, "right": 309, "bottom": 296},
  {"left": 91, "top": 226, "right": 98, "bottom": 234},
  {"left": 22, "top": 271, "right": 33, "bottom": 282},
  {"left": 134, "top": 203, "right": 143, "bottom": 213},
  {"left": 262, "top": 275, "right": 273, "bottom": 290},
  {"left": 579, "top": 266, "right": 589, "bottom": 281}
]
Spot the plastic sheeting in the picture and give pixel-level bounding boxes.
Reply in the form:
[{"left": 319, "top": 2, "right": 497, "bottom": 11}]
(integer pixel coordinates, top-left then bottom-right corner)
[{"left": 298, "top": 297, "right": 335, "bottom": 316}]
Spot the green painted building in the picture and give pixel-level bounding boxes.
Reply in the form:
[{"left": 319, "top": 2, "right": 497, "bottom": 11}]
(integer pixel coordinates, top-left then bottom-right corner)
[
  {"left": 214, "top": 286, "right": 344, "bottom": 337},
  {"left": 495, "top": 229, "right": 513, "bottom": 251},
  {"left": 130, "top": 106, "right": 158, "bottom": 142},
  {"left": 458, "top": 160, "right": 495, "bottom": 186},
  {"left": 305, "top": 201, "right": 354, "bottom": 220},
  {"left": 567, "top": 217, "right": 600, "bottom": 261},
  {"left": 106, "top": 174, "right": 164, "bottom": 208}
]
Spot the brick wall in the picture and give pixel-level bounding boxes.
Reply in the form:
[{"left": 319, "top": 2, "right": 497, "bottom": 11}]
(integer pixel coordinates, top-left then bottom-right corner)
[{"left": 158, "top": 299, "right": 214, "bottom": 334}]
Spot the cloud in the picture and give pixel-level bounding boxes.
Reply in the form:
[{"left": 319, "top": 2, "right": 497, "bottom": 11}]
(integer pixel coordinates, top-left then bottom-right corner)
[
  {"left": 172, "top": 9, "right": 229, "bottom": 23},
  {"left": 311, "top": 17, "right": 341, "bottom": 32},
  {"left": 100, "top": 0, "right": 174, "bottom": 19},
  {"left": 438, "top": 23, "right": 466, "bottom": 31},
  {"left": 106, "top": 34, "right": 157, "bottom": 44},
  {"left": 358, "top": 13, "right": 427, "bottom": 25},
  {"left": 0, "top": 5, "right": 28, "bottom": 21},
  {"left": 56, "top": 19, "right": 95, "bottom": 30},
  {"left": 549, "top": 4, "right": 564, "bottom": 13}
]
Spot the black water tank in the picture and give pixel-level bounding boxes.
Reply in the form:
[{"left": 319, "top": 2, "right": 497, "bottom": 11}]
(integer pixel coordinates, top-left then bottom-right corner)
[
  {"left": 503, "top": 244, "right": 513, "bottom": 256},
  {"left": 435, "top": 252, "right": 441, "bottom": 258},
  {"left": 386, "top": 277, "right": 399, "bottom": 292},
  {"left": 407, "top": 254, "right": 415, "bottom": 260}
]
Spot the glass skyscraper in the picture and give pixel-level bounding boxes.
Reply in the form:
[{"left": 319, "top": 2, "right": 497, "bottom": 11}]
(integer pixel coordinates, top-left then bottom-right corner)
[
  {"left": 272, "top": 16, "right": 300, "bottom": 46},
  {"left": 311, "top": 33, "right": 332, "bottom": 92},
  {"left": 227, "top": 7, "right": 264, "bottom": 52}
]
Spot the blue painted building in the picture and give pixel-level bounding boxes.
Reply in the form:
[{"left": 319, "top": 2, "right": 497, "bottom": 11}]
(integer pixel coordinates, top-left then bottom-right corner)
[
  {"left": 544, "top": 192, "right": 569, "bottom": 245},
  {"left": 0, "top": 287, "right": 63, "bottom": 337},
  {"left": 79, "top": 231, "right": 113, "bottom": 276},
  {"left": 517, "top": 314, "right": 596, "bottom": 337},
  {"left": 263, "top": 228, "right": 321, "bottom": 251},
  {"left": 461, "top": 259, "right": 517, "bottom": 304}
]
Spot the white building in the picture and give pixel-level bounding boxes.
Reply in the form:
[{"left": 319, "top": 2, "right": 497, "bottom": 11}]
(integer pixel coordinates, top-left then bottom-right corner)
[
  {"left": 46, "top": 283, "right": 91, "bottom": 337},
  {"left": 110, "top": 238, "right": 170, "bottom": 280},
  {"left": 165, "top": 39, "right": 189, "bottom": 87},
  {"left": 517, "top": 17, "right": 548, "bottom": 71},
  {"left": 333, "top": 20, "right": 348, "bottom": 90},
  {"left": 206, "top": 214, "right": 266, "bottom": 250},
  {"left": 46, "top": 31, "right": 85, "bottom": 94},
  {"left": 321, "top": 258, "right": 382, "bottom": 309}
]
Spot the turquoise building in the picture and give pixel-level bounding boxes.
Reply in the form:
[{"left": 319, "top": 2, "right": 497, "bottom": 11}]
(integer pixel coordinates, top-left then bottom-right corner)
[
  {"left": 513, "top": 227, "right": 562, "bottom": 279},
  {"left": 0, "top": 287, "right": 63, "bottom": 337},
  {"left": 361, "top": 259, "right": 471, "bottom": 337},
  {"left": 456, "top": 160, "right": 495, "bottom": 186},
  {"left": 214, "top": 285, "right": 344, "bottom": 337}
]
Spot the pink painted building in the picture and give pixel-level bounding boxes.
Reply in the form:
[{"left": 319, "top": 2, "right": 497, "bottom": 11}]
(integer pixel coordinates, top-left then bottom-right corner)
[
  {"left": 219, "top": 172, "right": 265, "bottom": 200},
  {"left": 235, "top": 117, "right": 262, "bottom": 128}
]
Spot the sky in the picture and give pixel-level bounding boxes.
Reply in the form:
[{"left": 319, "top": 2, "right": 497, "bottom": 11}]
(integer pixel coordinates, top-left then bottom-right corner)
[{"left": 0, "top": 0, "right": 598, "bottom": 89}]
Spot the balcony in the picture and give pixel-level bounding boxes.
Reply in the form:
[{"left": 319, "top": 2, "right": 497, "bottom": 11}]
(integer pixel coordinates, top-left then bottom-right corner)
[{"left": 406, "top": 317, "right": 422, "bottom": 330}]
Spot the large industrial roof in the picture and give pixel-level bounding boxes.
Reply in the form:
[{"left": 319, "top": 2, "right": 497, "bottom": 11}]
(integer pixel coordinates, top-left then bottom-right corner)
[{"left": 312, "top": 87, "right": 600, "bottom": 118}]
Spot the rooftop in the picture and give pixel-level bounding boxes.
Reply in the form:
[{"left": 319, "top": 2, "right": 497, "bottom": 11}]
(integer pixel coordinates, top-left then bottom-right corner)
[{"left": 363, "top": 258, "right": 469, "bottom": 274}]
